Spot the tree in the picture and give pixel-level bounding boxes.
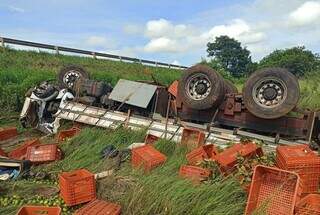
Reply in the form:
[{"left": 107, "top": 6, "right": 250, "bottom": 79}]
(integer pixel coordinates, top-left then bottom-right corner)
[
  {"left": 259, "top": 46, "right": 318, "bottom": 76},
  {"left": 207, "top": 35, "right": 253, "bottom": 77}
]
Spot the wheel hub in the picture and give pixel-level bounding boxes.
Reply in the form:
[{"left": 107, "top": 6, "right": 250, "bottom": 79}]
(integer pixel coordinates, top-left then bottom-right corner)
[
  {"left": 263, "top": 87, "right": 277, "bottom": 100},
  {"left": 63, "top": 71, "right": 80, "bottom": 88},
  {"left": 252, "top": 78, "right": 287, "bottom": 108},
  {"left": 195, "top": 83, "right": 207, "bottom": 95},
  {"left": 186, "top": 74, "right": 212, "bottom": 100}
]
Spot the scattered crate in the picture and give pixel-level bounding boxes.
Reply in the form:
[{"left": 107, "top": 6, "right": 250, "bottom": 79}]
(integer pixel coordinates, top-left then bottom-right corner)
[
  {"left": 186, "top": 144, "right": 218, "bottom": 165},
  {"left": 0, "top": 147, "right": 7, "bottom": 157},
  {"left": 245, "top": 165, "right": 302, "bottom": 215},
  {"left": 17, "top": 205, "right": 61, "bottom": 215},
  {"left": 144, "top": 133, "right": 159, "bottom": 145},
  {"left": 0, "top": 127, "right": 18, "bottom": 141},
  {"left": 59, "top": 169, "right": 96, "bottom": 206},
  {"left": 26, "top": 144, "right": 62, "bottom": 164},
  {"left": 131, "top": 145, "right": 167, "bottom": 172},
  {"left": 179, "top": 165, "right": 211, "bottom": 183},
  {"left": 295, "top": 194, "right": 320, "bottom": 215},
  {"left": 57, "top": 127, "right": 80, "bottom": 142},
  {"left": 276, "top": 144, "right": 320, "bottom": 194},
  {"left": 180, "top": 127, "right": 205, "bottom": 150},
  {"left": 214, "top": 143, "right": 263, "bottom": 174},
  {"left": 8, "top": 138, "right": 41, "bottom": 160},
  {"left": 75, "top": 199, "right": 121, "bottom": 215}
]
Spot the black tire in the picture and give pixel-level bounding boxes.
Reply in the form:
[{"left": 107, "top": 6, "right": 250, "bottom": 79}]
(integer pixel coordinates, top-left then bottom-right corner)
[
  {"left": 224, "top": 80, "right": 238, "bottom": 94},
  {"left": 243, "top": 68, "right": 300, "bottom": 119},
  {"left": 58, "top": 65, "right": 89, "bottom": 89},
  {"left": 178, "top": 64, "right": 225, "bottom": 110}
]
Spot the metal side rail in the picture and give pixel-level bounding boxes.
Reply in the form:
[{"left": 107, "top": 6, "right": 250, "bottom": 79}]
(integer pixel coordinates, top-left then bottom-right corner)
[{"left": 55, "top": 102, "right": 304, "bottom": 151}]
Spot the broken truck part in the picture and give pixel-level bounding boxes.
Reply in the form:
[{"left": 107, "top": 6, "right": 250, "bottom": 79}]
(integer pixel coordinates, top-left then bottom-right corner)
[{"left": 19, "top": 65, "right": 319, "bottom": 147}]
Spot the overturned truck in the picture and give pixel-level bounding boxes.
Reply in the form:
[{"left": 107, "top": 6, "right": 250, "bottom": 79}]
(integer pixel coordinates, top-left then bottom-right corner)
[{"left": 20, "top": 65, "right": 319, "bottom": 146}]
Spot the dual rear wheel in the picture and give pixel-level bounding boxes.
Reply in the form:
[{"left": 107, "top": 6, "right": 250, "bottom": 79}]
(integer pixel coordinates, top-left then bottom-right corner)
[{"left": 178, "top": 65, "right": 299, "bottom": 119}]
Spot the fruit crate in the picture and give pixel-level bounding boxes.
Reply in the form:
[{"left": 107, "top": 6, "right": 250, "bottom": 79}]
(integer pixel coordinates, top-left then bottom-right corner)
[
  {"left": 0, "top": 127, "right": 18, "bottom": 141},
  {"left": 276, "top": 145, "right": 320, "bottom": 194},
  {"left": 179, "top": 165, "right": 211, "bottom": 183},
  {"left": 0, "top": 147, "right": 7, "bottom": 157},
  {"left": 8, "top": 138, "right": 41, "bottom": 160},
  {"left": 59, "top": 169, "right": 96, "bottom": 206},
  {"left": 131, "top": 145, "right": 167, "bottom": 172},
  {"left": 295, "top": 194, "right": 320, "bottom": 215},
  {"left": 144, "top": 133, "right": 159, "bottom": 145},
  {"left": 26, "top": 144, "right": 61, "bottom": 164},
  {"left": 214, "top": 143, "right": 263, "bottom": 174},
  {"left": 75, "top": 199, "right": 121, "bottom": 215},
  {"left": 245, "top": 165, "right": 302, "bottom": 215},
  {"left": 180, "top": 128, "right": 205, "bottom": 150},
  {"left": 57, "top": 127, "right": 80, "bottom": 142},
  {"left": 17, "top": 205, "right": 61, "bottom": 215},
  {"left": 186, "top": 144, "right": 218, "bottom": 165}
]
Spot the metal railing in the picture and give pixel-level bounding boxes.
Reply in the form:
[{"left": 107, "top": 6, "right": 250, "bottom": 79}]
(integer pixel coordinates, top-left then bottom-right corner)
[{"left": 0, "top": 37, "right": 188, "bottom": 70}]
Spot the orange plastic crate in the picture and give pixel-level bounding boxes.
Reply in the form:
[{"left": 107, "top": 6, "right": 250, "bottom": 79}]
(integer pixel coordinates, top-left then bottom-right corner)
[
  {"left": 59, "top": 169, "right": 96, "bottom": 206},
  {"left": 0, "top": 147, "right": 7, "bottom": 157},
  {"left": 75, "top": 199, "right": 121, "bottom": 215},
  {"left": 186, "top": 144, "right": 218, "bottom": 165},
  {"left": 295, "top": 194, "right": 320, "bottom": 215},
  {"left": 245, "top": 165, "right": 302, "bottom": 215},
  {"left": 17, "top": 205, "right": 61, "bottom": 215},
  {"left": 0, "top": 127, "right": 18, "bottom": 141},
  {"left": 131, "top": 145, "right": 167, "bottom": 172},
  {"left": 57, "top": 127, "right": 80, "bottom": 142},
  {"left": 214, "top": 143, "right": 263, "bottom": 174},
  {"left": 276, "top": 145, "right": 320, "bottom": 194},
  {"left": 26, "top": 144, "right": 61, "bottom": 164},
  {"left": 144, "top": 133, "right": 159, "bottom": 145},
  {"left": 179, "top": 165, "right": 211, "bottom": 183},
  {"left": 8, "top": 138, "right": 40, "bottom": 160},
  {"left": 180, "top": 128, "right": 205, "bottom": 150}
]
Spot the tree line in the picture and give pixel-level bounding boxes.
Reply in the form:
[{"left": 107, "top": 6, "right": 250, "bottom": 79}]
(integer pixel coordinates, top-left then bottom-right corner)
[{"left": 204, "top": 35, "right": 320, "bottom": 78}]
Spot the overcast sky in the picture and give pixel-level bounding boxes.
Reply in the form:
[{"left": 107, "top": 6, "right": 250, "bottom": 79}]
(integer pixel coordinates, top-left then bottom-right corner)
[{"left": 1, "top": 0, "right": 320, "bottom": 66}]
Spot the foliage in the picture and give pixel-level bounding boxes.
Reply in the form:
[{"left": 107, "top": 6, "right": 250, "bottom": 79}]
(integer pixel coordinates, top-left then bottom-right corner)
[
  {"left": 259, "top": 46, "right": 319, "bottom": 76},
  {"left": 207, "top": 36, "right": 254, "bottom": 77}
]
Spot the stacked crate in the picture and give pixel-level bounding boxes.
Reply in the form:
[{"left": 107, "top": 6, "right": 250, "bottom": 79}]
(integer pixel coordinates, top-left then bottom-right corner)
[{"left": 276, "top": 144, "right": 320, "bottom": 194}]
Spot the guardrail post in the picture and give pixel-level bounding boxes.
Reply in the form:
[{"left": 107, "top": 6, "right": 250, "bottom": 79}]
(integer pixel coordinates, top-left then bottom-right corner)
[
  {"left": 155, "top": 62, "right": 158, "bottom": 67},
  {"left": 139, "top": 59, "right": 142, "bottom": 64},
  {"left": 54, "top": 46, "right": 59, "bottom": 55},
  {"left": 168, "top": 64, "right": 171, "bottom": 69},
  {"left": 0, "top": 38, "right": 4, "bottom": 49},
  {"left": 92, "top": 52, "right": 97, "bottom": 59},
  {"left": 119, "top": 56, "right": 122, "bottom": 62}
]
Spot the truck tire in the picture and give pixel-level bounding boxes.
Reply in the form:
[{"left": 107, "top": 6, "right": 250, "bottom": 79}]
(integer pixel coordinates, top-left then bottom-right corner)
[
  {"left": 58, "top": 65, "right": 89, "bottom": 89},
  {"left": 224, "top": 80, "right": 238, "bottom": 94},
  {"left": 178, "top": 64, "right": 225, "bottom": 110},
  {"left": 243, "top": 68, "right": 300, "bottom": 119}
]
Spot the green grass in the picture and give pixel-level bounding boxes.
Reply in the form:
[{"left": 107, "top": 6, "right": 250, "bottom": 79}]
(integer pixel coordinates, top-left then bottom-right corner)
[{"left": 0, "top": 127, "right": 246, "bottom": 215}]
